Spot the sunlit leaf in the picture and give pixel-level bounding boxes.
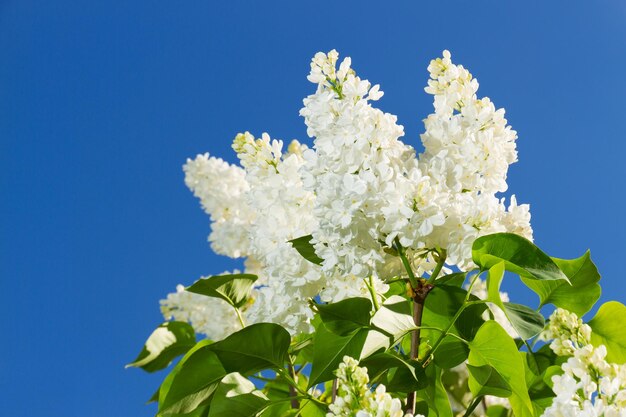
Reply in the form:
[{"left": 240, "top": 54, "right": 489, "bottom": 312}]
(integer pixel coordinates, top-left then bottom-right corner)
[
  {"left": 158, "top": 341, "right": 225, "bottom": 415},
  {"left": 127, "top": 321, "right": 196, "bottom": 373},
  {"left": 588, "top": 301, "right": 626, "bottom": 364},
  {"left": 468, "top": 321, "right": 533, "bottom": 417},
  {"left": 209, "top": 323, "right": 291, "bottom": 374},
  {"left": 522, "top": 251, "right": 601, "bottom": 316},
  {"left": 371, "top": 295, "right": 414, "bottom": 341},
  {"left": 208, "top": 373, "right": 268, "bottom": 417},
  {"left": 316, "top": 297, "right": 372, "bottom": 336},
  {"left": 473, "top": 233, "right": 568, "bottom": 282},
  {"left": 486, "top": 263, "right": 545, "bottom": 339},
  {"left": 187, "top": 273, "right": 258, "bottom": 308}
]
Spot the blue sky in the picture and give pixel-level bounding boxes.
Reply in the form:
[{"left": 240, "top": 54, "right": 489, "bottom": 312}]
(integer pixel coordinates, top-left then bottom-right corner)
[{"left": 2, "top": 1, "right": 626, "bottom": 416}]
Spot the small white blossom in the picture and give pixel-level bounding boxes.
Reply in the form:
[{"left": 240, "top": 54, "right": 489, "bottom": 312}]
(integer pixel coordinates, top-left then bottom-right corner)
[
  {"left": 183, "top": 153, "right": 255, "bottom": 258},
  {"left": 541, "top": 307, "right": 592, "bottom": 356},
  {"left": 301, "top": 49, "right": 437, "bottom": 286},
  {"left": 300, "top": 49, "right": 533, "bottom": 283},
  {"left": 418, "top": 50, "right": 533, "bottom": 269},
  {"left": 327, "top": 356, "right": 421, "bottom": 417},
  {"left": 541, "top": 309, "right": 626, "bottom": 417},
  {"left": 233, "top": 131, "right": 326, "bottom": 334}
]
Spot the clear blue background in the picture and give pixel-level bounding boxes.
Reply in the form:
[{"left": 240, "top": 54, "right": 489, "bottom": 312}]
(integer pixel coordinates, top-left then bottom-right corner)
[{"left": 2, "top": 1, "right": 625, "bottom": 416}]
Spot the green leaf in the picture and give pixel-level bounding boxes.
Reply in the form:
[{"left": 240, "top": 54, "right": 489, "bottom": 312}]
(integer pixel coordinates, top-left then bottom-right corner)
[
  {"left": 360, "top": 329, "right": 390, "bottom": 359},
  {"left": 147, "top": 387, "right": 160, "bottom": 404},
  {"left": 414, "top": 402, "right": 430, "bottom": 417},
  {"left": 520, "top": 352, "right": 558, "bottom": 416},
  {"left": 436, "top": 272, "right": 467, "bottom": 287},
  {"left": 588, "top": 301, "right": 626, "bottom": 364},
  {"left": 360, "top": 352, "right": 417, "bottom": 380},
  {"left": 503, "top": 302, "right": 545, "bottom": 339},
  {"left": 309, "top": 325, "right": 368, "bottom": 386},
  {"left": 456, "top": 303, "right": 489, "bottom": 342},
  {"left": 486, "top": 405, "right": 509, "bottom": 417},
  {"left": 522, "top": 251, "right": 601, "bottom": 316},
  {"left": 486, "top": 262, "right": 507, "bottom": 306},
  {"left": 467, "top": 364, "right": 512, "bottom": 397},
  {"left": 426, "top": 337, "right": 468, "bottom": 370},
  {"left": 468, "top": 321, "right": 533, "bottom": 417},
  {"left": 259, "top": 377, "right": 294, "bottom": 417},
  {"left": 262, "top": 378, "right": 290, "bottom": 400},
  {"left": 209, "top": 323, "right": 291, "bottom": 374},
  {"left": 127, "top": 321, "right": 196, "bottom": 372},
  {"left": 187, "top": 273, "right": 258, "bottom": 308},
  {"left": 298, "top": 401, "right": 327, "bottom": 417},
  {"left": 316, "top": 297, "right": 372, "bottom": 336},
  {"left": 208, "top": 373, "right": 268, "bottom": 417},
  {"left": 360, "top": 352, "right": 422, "bottom": 392},
  {"left": 486, "top": 262, "right": 545, "bottom": 339},
  {"left": 158, "top": 340, "right": 226, "bottom": 415},
  {"left": 472, "top": 233, "right": 569, "bottom": 282},
  {"left": 384, "top": 280, "right": 407, "bottom": 297},
  {"left": 421, "top": 285, "right": 485, "bottom": 368},
  {"left": 385, "top": 365, "right": 426, "bottom": 393},
  {"left": 160, "top": 405, "right": 211, "bottom": 417},
  {"left": 416, "top": 365, "right": 453, "bottom": 417},
  {"left": 441, "top": 367, "right": 470, "bottom": 411},
  {"left": 290, "top": 334, "right": 315, "bottom": 366},
  {"left": 543, "top": 366, "right": 563, "bottom": 388},
  {"left": 288, "top": 235, "right": 323, "bottom": 265},
  {"left": 158, "top": 324, "right": 289, "bottom": 416},
  {"left": 370, "top": 295, "right": 414, "bottom": 341},
  {"left": 533, "top": 343, "right": 566, "bottom": 372}
]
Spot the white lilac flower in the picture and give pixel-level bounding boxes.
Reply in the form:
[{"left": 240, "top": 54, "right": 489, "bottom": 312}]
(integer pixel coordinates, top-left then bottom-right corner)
[
  {"left": 233, "top": 132, "right": 325, "bottom": 334},
  {"left": 175, "top": 50, "right": 534, "bottom": 339},
  {"left": 540, "top": 309, "right": 626, "bottom": 417},
  {"left": 301, "top": 49, "right": 532, "bottom": 283},
  {"left": 327, "top": 356, "right": 420, "bottom": 417},
  {"left": 183, "top": 153, "right": 255, "bottom": 258},
  {"left": 300, "top": 49, "right": 437, "bottom": 289},
  {"left": 541, "top": 307, "right": 592, "bottom": 356},
  {"left": 418, "top": 50, "right": 533, "bottom": 269},
  {"left": 421, "top": 50, "right": 516, "bottom": 194}
]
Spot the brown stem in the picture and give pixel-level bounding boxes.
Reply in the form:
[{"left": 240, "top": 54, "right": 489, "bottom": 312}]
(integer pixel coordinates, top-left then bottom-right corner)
[
  {"left": 331, "top": 378, "right": 338, "bottom": 402},
  {"left": 405, "top": 283, "right": 433, "bottom": 414},
  {"left": 397, "top": 243, "right": 444, "bottom": 414},
  {"left": 288, "top": 363, "right": 300, "bottom": 409}
]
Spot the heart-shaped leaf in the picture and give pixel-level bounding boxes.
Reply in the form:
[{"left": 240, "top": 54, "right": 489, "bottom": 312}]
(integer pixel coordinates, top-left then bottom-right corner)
[
  {"left": 158, "top": 341, "right": 226, "bottom": 415},
  {"left": 522, "top": 251, "right": 601, "bottom": 316},
  {"left": 588, "top": 301, "right": 626, "bottom": 364},
  {"left": 187, "top": 273, "right": 258, "bottom": 308},
  {"left": 209, "top": 323, "right": 291, "bottom": 374},
  {"left": 316, "top": 297, "right": 372, "bottom": 335},
  {"left": 127, "top": 321, "right": 196, "bottom": 372},
  {"left": 473, "top": 233, "right": 569, "bottom": 282},
  {"left": 208, "top": 373, "right": 268, "bottom": 417},
  {"left": 468, "top": 321, "right": 533, "bottom": 417}
]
